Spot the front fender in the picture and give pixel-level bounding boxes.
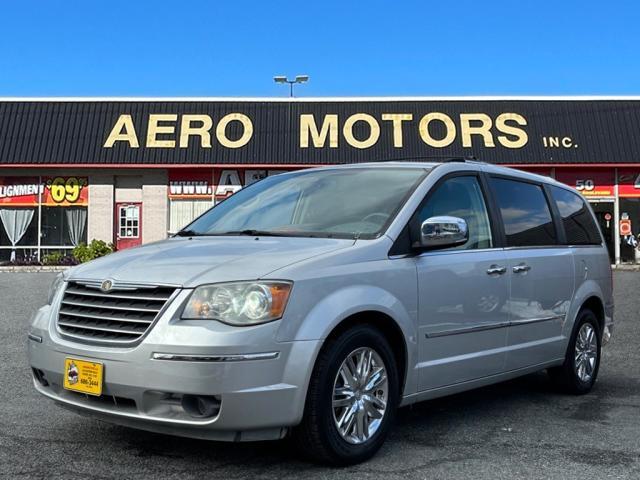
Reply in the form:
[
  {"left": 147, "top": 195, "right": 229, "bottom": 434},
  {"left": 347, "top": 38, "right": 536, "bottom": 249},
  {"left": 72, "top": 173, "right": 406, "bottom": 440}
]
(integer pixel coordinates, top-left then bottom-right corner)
[
  {"left": 276, "top": 283, "right": 419, "bottom": 395},
  {"left": 299, "top": 284, "right": 415, "bottom": 340}
]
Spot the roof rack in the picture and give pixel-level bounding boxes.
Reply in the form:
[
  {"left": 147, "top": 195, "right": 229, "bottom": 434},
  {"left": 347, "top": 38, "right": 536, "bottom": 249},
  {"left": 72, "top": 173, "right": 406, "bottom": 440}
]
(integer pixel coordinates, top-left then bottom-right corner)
[{"left": 372, "top": 155, "right": 478, "bottom": 163}]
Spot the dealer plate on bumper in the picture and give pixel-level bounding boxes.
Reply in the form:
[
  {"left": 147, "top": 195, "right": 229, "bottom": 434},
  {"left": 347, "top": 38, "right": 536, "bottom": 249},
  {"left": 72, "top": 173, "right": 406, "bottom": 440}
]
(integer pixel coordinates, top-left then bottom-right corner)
[{"left": 63, "top": 358, "right": 103, "bottom": 396}]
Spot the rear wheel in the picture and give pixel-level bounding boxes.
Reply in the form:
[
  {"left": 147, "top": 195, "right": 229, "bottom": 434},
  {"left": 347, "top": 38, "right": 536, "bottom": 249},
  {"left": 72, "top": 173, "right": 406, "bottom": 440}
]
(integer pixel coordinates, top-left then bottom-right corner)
[
  {"left": 548, "top": 308, "right": 601, "bottom": 394},
  {"left": 294, "top": 325, "right": 399, "bottom": 465}
]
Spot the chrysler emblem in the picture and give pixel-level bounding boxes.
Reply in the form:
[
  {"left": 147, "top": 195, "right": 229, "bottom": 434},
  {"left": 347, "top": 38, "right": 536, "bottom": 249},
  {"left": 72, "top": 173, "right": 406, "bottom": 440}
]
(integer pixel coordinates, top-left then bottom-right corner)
[{"left": 100, "top": 279, "right": 114, "bottom": 292}]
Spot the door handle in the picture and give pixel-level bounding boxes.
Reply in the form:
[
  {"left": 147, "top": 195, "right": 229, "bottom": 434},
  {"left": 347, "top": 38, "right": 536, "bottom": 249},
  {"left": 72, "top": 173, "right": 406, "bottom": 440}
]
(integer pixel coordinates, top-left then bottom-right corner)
[
  {"left": 513, "top": 264, "right": 531, "bottom": 273},
  {"left": 486, "top": 265, "right": 507, "bottom": 275}
]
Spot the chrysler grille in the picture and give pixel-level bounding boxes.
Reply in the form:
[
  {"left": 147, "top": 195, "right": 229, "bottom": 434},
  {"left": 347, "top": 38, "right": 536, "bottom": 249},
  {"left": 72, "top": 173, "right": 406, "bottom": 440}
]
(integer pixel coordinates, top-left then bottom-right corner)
[{"left": 56, "top": 281, "right": 177, "bottom": 343}]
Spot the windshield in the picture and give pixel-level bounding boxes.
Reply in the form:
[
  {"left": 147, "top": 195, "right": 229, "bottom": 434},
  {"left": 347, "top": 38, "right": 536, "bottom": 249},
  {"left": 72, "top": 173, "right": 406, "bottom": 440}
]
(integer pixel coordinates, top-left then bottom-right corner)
[{"left": 182, "top": 167, "right": 429, "bottom": 239}]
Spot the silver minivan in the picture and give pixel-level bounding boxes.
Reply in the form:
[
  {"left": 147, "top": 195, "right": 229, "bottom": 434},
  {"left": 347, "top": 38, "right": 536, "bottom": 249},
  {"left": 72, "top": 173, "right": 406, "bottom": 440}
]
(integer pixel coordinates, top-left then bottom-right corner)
[{"left": 28, "top": 161, "right": 614, "bottom": 464}]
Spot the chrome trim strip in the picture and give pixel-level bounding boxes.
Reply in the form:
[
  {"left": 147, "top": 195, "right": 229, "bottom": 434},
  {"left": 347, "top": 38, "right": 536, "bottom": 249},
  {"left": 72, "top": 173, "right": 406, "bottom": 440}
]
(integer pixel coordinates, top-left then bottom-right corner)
[
  {"left": 28, "top": 333, "right": 43, "bottom": 343},
  {"left": 61, "top": 299, "right": 161, "bottom": 313},
  {"left": 72, "top": 279, "right": 182, "bottom": 289},
  {"left": 59, "top": 309, "right": 153, "bottom": 324},
  {"left": 151, "top": 352, "right": 280, "bottom": 362},
  {"left": 509, "top": 315, "right": 565, "bottom": 326},
  {"left": 58, "top": 321, "right": 144, "bottom": 336},
  {"left": 65, "top": 287, "right": 172, "bottom": 302},
  {"left": 425, "top": 315, "right": 564, "bottom": 338},
  {"left": 52, "top": 329, "right": 143, "bottom": 345},
  {"left": 426, "top": 322, "right": 510, "bottom": 338}
]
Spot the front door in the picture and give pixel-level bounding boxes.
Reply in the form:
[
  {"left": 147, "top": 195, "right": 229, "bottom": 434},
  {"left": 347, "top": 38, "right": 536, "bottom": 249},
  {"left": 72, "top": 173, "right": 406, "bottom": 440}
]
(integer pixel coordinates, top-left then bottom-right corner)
[
  {"left": 416, "top": 174, "right": 509, "bottom": 391},
  {"left": 115, "top": 202, "right": 142, "bottom": 250}
]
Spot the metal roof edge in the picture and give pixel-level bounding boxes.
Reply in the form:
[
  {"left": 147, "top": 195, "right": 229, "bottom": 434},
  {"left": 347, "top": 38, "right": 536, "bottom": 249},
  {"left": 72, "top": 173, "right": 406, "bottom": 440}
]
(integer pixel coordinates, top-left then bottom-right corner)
[{"left": 2, "top": 95, "right": 640, "bottom": 102}]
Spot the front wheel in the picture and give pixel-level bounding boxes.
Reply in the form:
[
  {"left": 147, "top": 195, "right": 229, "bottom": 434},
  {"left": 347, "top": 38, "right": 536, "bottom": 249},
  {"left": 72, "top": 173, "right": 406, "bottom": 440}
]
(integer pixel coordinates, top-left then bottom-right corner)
[
  {"left": 293, "top": 325, "right": 400, "bottom": 465},
  {"left": 548, "top": 308, "right": 601, "bottom": 394}
]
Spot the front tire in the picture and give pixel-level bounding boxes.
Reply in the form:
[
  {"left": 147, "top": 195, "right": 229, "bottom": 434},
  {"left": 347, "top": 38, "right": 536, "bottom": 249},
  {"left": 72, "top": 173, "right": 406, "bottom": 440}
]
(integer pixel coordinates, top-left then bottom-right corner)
[
  {"left": 294, "top": 325, "right": 399, "bottom": 465},
  {"left": 548, "top": 308, "right": 601, "bottom": 394}
]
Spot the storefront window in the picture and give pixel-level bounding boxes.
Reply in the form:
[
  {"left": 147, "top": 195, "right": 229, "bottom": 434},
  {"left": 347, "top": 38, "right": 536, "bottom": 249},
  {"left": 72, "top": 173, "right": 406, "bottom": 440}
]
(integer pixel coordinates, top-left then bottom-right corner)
[
  {"left": 167, "top": 168, "right": 293, "bottom": 234},
  {"left": 0, "top": 208, "right": 38, "bottom": 261},
  {"left": 0, "top": 176, "right": 88, "bottom": 263},
  {"left": 41, "top": 206, "right": 88, "bottom": 246},
  {"left": 169, "top": 200, "right": 212, "bottom": 233}
]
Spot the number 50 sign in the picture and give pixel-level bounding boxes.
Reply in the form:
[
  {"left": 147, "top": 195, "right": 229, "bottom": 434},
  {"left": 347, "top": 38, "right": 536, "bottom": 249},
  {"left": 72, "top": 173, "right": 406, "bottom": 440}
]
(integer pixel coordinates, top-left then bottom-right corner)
[
  {"left": 575, "top": 179, "right": 595, "bottom": 191},
  {"left": 44, "top": 177, "right": 89, "bottom": 206}
]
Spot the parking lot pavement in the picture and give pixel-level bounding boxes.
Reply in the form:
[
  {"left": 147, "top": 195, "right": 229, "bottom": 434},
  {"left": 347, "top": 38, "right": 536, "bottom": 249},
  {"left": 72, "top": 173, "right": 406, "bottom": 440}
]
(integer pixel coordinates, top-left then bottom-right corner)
[{"left": 1, "top": 272, "right": 639, "bottom": 479}]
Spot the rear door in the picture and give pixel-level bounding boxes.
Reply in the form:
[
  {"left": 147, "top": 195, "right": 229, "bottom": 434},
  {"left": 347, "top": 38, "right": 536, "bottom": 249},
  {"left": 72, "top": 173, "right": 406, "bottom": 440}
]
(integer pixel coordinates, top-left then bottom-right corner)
[
  {"left": 488, "top": 176, "right": 574, "bottom": 370},
  {"left": 416, "top": 173, "right": 510, "bottom": 391}
]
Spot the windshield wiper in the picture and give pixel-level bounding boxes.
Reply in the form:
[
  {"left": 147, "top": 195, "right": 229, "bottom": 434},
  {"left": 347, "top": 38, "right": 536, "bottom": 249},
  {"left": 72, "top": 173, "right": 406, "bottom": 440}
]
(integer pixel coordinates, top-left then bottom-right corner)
[
  {"left": 222, "top": 229, "right": 291, "bottom": 237},
  {"left": 174, "top": 229, "right": 200, "bottom": 237}
]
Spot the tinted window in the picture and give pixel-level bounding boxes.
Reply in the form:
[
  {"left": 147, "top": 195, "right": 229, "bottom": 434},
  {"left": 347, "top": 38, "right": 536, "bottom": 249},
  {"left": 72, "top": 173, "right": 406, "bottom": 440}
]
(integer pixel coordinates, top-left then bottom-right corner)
[
  {"left": 550, "top": 186, "right": 602, "bottom": 245},
  {"left": 418, "top": 176, "right": 492, "bottom": 250},
  {"left": 490, "top": 178, "right": 557, "bottom": 247}
]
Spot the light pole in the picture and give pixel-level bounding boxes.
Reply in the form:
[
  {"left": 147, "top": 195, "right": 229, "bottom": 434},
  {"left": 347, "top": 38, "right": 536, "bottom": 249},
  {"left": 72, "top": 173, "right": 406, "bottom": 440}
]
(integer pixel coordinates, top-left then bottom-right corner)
[{"left": 273, "top": 75, "right": 309, "bottom": 97}]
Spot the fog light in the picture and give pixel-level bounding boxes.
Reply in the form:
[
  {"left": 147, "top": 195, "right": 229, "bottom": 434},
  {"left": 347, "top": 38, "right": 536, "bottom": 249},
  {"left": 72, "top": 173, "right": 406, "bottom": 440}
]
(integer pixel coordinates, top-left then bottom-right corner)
[
  {"left": 181, "top": 394, "right": 221, "bottom": 418},
  {"left": 32, "top": 368, "right": 49, "bottom": 387}
]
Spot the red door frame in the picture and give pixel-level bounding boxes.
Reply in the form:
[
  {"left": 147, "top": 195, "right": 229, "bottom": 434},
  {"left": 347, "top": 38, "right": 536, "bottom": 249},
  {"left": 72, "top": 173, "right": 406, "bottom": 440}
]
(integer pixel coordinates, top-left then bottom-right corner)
[{"left": 114, "top": 202, "right": 143, "bottom": 250}]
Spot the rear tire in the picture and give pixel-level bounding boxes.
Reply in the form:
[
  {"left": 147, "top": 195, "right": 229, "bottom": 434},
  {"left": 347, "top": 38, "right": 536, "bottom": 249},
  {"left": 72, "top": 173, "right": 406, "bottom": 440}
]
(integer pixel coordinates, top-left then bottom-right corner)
[
  {"left": 293, "top": 324, "right": 399, "bottom": 465},
  {"left": 548, "top": 308, "right": 601, "bottom": 394}
]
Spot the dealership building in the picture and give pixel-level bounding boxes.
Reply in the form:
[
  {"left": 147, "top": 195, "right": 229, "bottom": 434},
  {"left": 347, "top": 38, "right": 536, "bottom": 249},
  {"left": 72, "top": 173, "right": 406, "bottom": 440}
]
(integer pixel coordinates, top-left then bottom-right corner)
[{"left": 1, "top": 97, "right": 640, "bottom": 264}]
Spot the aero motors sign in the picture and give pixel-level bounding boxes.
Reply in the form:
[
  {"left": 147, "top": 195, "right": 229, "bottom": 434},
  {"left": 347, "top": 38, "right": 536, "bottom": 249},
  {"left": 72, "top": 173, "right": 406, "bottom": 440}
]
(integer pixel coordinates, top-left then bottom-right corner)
[{"left": 104, "top": 112, "right": 529, "bottom": 151}]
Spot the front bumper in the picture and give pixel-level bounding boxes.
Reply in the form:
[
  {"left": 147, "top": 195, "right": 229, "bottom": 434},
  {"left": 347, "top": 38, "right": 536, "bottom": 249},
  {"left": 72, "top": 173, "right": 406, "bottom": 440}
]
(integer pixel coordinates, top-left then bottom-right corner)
[{"left": 27, "top": 298, "right": 322, "bottom": 442}]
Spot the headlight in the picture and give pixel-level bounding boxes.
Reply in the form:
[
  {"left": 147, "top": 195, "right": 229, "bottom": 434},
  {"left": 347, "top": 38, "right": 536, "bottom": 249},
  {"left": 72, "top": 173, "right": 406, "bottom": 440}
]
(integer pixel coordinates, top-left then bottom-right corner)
[
  {"left": 182, "top": 281, "right": 293, "bottom": 326},
  {"left": 48, "top": 273, "right": 65, "bottom": 305}
]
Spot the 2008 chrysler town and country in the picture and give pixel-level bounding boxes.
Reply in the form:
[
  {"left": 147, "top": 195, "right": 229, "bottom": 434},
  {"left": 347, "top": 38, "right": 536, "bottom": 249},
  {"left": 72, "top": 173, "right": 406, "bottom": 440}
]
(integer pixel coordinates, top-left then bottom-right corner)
[{"left": 28, "top": 161, "right": 614, "bottom": 465}]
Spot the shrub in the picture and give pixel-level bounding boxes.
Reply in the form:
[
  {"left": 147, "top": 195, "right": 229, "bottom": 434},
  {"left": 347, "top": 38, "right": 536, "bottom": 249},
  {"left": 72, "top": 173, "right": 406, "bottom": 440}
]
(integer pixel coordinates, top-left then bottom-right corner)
[
  {"left": 42, "top": 251, "right": 63, "bottom": 265},
  {"left": 72, "top": 240, "right": 115, "bottom": 263},
  {"left": 41, "top": 252, "right": 80, "bottom": 266}
]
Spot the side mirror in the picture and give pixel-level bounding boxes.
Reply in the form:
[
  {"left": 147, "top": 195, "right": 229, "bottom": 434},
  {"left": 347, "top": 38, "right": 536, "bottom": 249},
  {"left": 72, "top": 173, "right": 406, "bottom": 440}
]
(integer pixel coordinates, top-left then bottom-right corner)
[{"left": 418, "top": 216, "right": 468, "bottom": 249}]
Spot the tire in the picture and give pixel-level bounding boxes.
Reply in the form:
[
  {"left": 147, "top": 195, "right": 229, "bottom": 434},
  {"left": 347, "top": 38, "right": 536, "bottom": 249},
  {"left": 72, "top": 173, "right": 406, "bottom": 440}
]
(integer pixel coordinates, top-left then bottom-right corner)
[
  {"left": 548, "top": 308, "right": 601, "bottom": 394},
  {"left": 293, "top": 324, "right": 400, "bottom": 465}
]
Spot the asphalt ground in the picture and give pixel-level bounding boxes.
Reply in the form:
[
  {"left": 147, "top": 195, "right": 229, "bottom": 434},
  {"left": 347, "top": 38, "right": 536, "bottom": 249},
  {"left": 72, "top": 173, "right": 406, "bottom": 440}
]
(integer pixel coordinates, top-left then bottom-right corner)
[{"left": 1, "top": 271, "right": 639, "bottom": 479}]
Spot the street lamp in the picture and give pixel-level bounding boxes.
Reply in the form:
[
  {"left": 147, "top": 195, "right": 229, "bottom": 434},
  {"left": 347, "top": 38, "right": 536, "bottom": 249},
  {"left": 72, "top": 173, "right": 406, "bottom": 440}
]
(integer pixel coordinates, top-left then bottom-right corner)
[{"left": 273, "top": 75, "right": 309, "bottom": 97}]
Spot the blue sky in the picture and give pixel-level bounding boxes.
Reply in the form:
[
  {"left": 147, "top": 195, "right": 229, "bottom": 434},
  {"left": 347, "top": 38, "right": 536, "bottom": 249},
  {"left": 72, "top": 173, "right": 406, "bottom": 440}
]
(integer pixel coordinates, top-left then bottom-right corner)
[{"left": 0, "top": 0, "right": 638, "bottom": 96}]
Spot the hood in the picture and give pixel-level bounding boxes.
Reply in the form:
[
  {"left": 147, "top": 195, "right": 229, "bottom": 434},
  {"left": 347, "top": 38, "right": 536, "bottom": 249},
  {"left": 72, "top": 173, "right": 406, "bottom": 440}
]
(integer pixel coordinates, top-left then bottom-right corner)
[{"left": 67, "top": 236, "right": 354, "bottom": 287}]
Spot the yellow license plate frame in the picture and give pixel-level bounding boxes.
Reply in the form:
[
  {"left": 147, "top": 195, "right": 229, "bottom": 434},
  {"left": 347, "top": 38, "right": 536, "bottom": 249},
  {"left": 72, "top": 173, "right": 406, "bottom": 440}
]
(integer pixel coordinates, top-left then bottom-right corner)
[{"left": 63, "top": 358, "right": 104, "bottom": 396}]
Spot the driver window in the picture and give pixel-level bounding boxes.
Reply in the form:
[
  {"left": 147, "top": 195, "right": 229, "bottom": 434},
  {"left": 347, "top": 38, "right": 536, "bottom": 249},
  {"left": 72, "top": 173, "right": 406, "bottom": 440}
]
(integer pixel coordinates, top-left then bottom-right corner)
[{"left": 418, "top": 176, "right": 493, "bottom": 250}]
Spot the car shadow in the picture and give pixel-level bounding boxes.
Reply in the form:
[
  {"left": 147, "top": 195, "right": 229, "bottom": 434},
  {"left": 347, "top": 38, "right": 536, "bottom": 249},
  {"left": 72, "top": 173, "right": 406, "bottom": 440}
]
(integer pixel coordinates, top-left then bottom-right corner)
[{"left": 108, "top": 370, "right": 563, "bottom": 469}]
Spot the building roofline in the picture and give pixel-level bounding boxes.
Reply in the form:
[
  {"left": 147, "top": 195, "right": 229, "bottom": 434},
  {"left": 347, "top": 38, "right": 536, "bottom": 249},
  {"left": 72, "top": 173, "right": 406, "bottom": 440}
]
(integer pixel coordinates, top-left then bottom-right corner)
[
  {"left": 1, "top": 162, "right": 638, "bottom": 169},
  {"left": 2, "top": 95, "right": 640, "bottom": 102}
]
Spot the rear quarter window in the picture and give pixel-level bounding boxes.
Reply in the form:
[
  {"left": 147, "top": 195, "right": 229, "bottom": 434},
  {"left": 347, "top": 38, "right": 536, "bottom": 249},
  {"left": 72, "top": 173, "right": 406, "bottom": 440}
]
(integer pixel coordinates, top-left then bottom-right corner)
[
  {"left": 549, "top": 186, "right": 602, "bottom": 245},
  {"left": 490, "top": 177, "right": 557, "bottom": 247}
]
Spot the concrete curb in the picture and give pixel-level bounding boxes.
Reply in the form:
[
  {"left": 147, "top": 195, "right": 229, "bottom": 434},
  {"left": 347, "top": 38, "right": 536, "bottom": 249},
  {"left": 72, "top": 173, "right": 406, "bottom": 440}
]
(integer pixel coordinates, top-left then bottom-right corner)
[
  {"left": 612, "top": 264, "right": 640, "bottom": 271},
  {"left": 0, "top": 266, "right": 71, "bottom": 273}
]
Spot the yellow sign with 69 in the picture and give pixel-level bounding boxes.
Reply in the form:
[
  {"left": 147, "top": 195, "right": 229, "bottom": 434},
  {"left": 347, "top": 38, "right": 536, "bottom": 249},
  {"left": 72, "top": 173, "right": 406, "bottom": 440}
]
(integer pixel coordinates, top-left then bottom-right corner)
[{"left": 44, "top": 176, "right": 89, "bottom": 206}]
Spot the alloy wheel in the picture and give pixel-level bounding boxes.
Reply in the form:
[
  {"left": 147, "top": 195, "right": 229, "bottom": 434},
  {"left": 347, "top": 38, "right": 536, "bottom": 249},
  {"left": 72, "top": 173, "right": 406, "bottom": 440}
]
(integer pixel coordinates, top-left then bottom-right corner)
[
  {"left": 575, "top": 323, "right": 598, "bottom": 382},
  {"left": 332, "top": 347, "right": 388, "bottom": 444}
]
